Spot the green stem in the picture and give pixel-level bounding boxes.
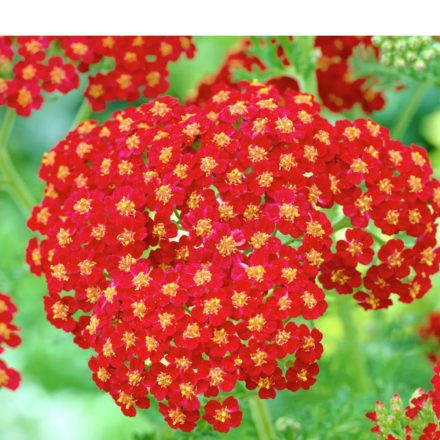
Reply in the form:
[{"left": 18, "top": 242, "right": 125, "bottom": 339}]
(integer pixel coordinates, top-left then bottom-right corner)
[
  {"left": 332, "top": 216, "right": 351, "bottom": 232},
  {"left": 279, "top": 36, "right": 318, "bottom": 98},
  {"left": 303, "top": 69, "right": 318, "bottom": 98},
  {"left": 173, "top": 207, "right": 181, "bottom": 223},
  {"left": 0, "top": 108, "right": 15, "bottom": 146},
  {"left": 371, "top": 231, "right": 386, "bottom": 246},
  {"left": 249, "top": 397, "right": 276, "bottom": 440},
  {"left": 296, "top": 36, "right": 318, "bottom": 98},
  {"left": 284, "top": 236, "right": 297, "bottom": 246},
  {"left": 71, "top": 99, "right": 92, "bottom": 129},
  {"left": 0, "top": 109, "right": 35, "bottom": 216},
  {"left": 334, "top": 296, "right": 374, "bottom": 394},
  {"left": 391, "top": 82, "right": 429, "bottom": 140}
]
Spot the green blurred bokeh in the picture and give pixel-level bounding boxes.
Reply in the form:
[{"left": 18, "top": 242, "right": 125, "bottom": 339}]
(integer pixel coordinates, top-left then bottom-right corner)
[{"left": 0, "top": 36, "right": 439, "bottom": 440}]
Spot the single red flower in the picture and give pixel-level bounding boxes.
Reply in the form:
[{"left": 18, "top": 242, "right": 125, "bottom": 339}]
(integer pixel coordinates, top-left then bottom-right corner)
[{"left": 203, "top": 397, "right": 242, "bottom": 432}]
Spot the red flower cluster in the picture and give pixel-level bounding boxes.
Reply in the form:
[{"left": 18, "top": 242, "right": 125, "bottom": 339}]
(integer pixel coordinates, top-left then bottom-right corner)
[
  {"left": 27, "top": 83, "right": 330, "bottom": 431},
  {"left": 192, "top": 37, "right": 385, "bottom": 113},
  {"left": 0, "top": 36, "right": 194, "bottom": 115},
  {"left": 26, "top": 81, "right": 439, "bottom": 431},
  {"left": 0, "top": 292, "right": 21, "bottom": 390},
  {"left": 366, "top": 361, "right": 440, "bottom": 439},
  {"left": 319, "top": 118, "right": 440, "bottom": 310},
  {"left": 420, "top": 312, "right": 440, "bottom": 362}
]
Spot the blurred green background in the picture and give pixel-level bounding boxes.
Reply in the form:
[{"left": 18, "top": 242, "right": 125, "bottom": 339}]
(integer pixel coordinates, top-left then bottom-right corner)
[{"left": 0, "top": 36, "right": 439, "bottom": 440}]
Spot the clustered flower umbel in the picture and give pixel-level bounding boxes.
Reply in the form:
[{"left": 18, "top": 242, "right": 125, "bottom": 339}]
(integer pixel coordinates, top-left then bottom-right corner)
[
  {"left": 26, "top": 81, "right": 439, "bottom": 432},
  {"left": 0, "top": 292, "right": 21, "bottom": 390},
  {"left": 0, "top": 36, "right": 194, "bottom": 116},
  {"left": 193, "top": 37, "right": 385, "bottom": 113},
  {"left": 366, "top": 361, "right": 440, "bottom": 439},
  {"left": 420, "top": 312, "right": 440, "bottom": 363}
]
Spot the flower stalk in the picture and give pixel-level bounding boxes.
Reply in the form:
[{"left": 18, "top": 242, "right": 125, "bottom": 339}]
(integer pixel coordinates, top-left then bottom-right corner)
[
  {"left": 281, "top": 36, "right": 318, "bottom": 98},
  {"left": 391, "top": 82, "right": 429, "bottom": 140},
  {"left": 0, "top": 109, "right": 35, "bottom": 216},
  {"left": 71, "top": 99, "right": 93, "bottom": 129},
  {"left": 249, "top": 397, "right": 276, "bottom": 440},
  {"left": 296, "top": 36, "right": 318, "bottom": 98},
  {"left": 334, "top": 295, "right": 374, "bottom": 394},
  {"left": 332, "top": 216, "right": 351, "bottom": 233}
]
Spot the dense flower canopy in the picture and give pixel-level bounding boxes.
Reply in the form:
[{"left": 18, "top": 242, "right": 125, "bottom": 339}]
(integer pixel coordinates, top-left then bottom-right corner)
[
  {"left": 192, "top": 37, "right": 385, "bottom": 113},
  {"left": 0, "top": 36, "right": 194, "bottom": 115},
  {"left": 26, "top": 80, "right": 439, "bottom": 431},
  {"left": 0, "top": 292, "right": 21, "bottom": 391}
]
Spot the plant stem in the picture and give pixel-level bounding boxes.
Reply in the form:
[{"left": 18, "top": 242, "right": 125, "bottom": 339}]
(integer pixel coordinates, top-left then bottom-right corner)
[
  {"left": 280, "top": 36, "right": 318, "bottom": 98},
  {"left": 284, "top": 236, "right": 297, "bottom": 246},
  {"left": 371, "top": 231, "right": 386, "bottom": 246},
  {"left": 296, "top": 36, "right": 318, "bottom": 98},
  {"left": 71, "top": 99, "right": 92, "bottom": 129},
  {"left": 332, "top": 216, "right": 351, "bottom": 232},
  {"left": 303, "top": 69, "right": 318, "bottom": 98},
  {"left": 0, "top": 108, "right": 15, "bottom": 147},
  {"left": 391, "top": 82, "right": 429, "bottom": 140},
  {"left": 173, "top": 207, "right": 181, "bottom": 223},
  {"left": 249, "top": 397, "right": 276, "bottom": 440},
  {"left": 0, "top": 109, "right": 35, "bottom": 216},
  {"left": 334, "top": 296, "right": 374, "bottom": 394}
]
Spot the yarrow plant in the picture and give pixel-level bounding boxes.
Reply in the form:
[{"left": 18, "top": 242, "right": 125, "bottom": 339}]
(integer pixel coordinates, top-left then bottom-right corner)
[
  {"left": 192, "top": 36, "right": 385, "bottom": 113},
  {"left": 27, "top": 83, "right": 328, "bottom": 432},
  {"left": 0, "top": 292, "right": 21, "bottom": 391},
  {"left": 25, "top": 78, "right": 440, "bottom": 433},
  {"left": 0, "top": 36, "right": 194, "bottom": 115},
  {"left": 366, "top": 361, "right": 440, "bottom": 439}
]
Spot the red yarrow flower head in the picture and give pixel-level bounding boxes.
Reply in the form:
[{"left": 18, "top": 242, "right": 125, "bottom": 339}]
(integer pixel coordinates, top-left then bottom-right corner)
[{"left": 26, "top": 80, "right": 439, "bottom": 432}]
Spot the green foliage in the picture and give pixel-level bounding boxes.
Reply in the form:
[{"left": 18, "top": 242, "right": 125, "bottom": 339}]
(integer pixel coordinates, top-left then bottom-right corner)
[
  {"left": 232, "top": 37, "right": 319, "bottom": 94},
  {"left": 349, "top": 45, "right": 404, "bottom": 91},
  {"left": 351, "top": 37, "right": 440, "bottom": 92}
]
